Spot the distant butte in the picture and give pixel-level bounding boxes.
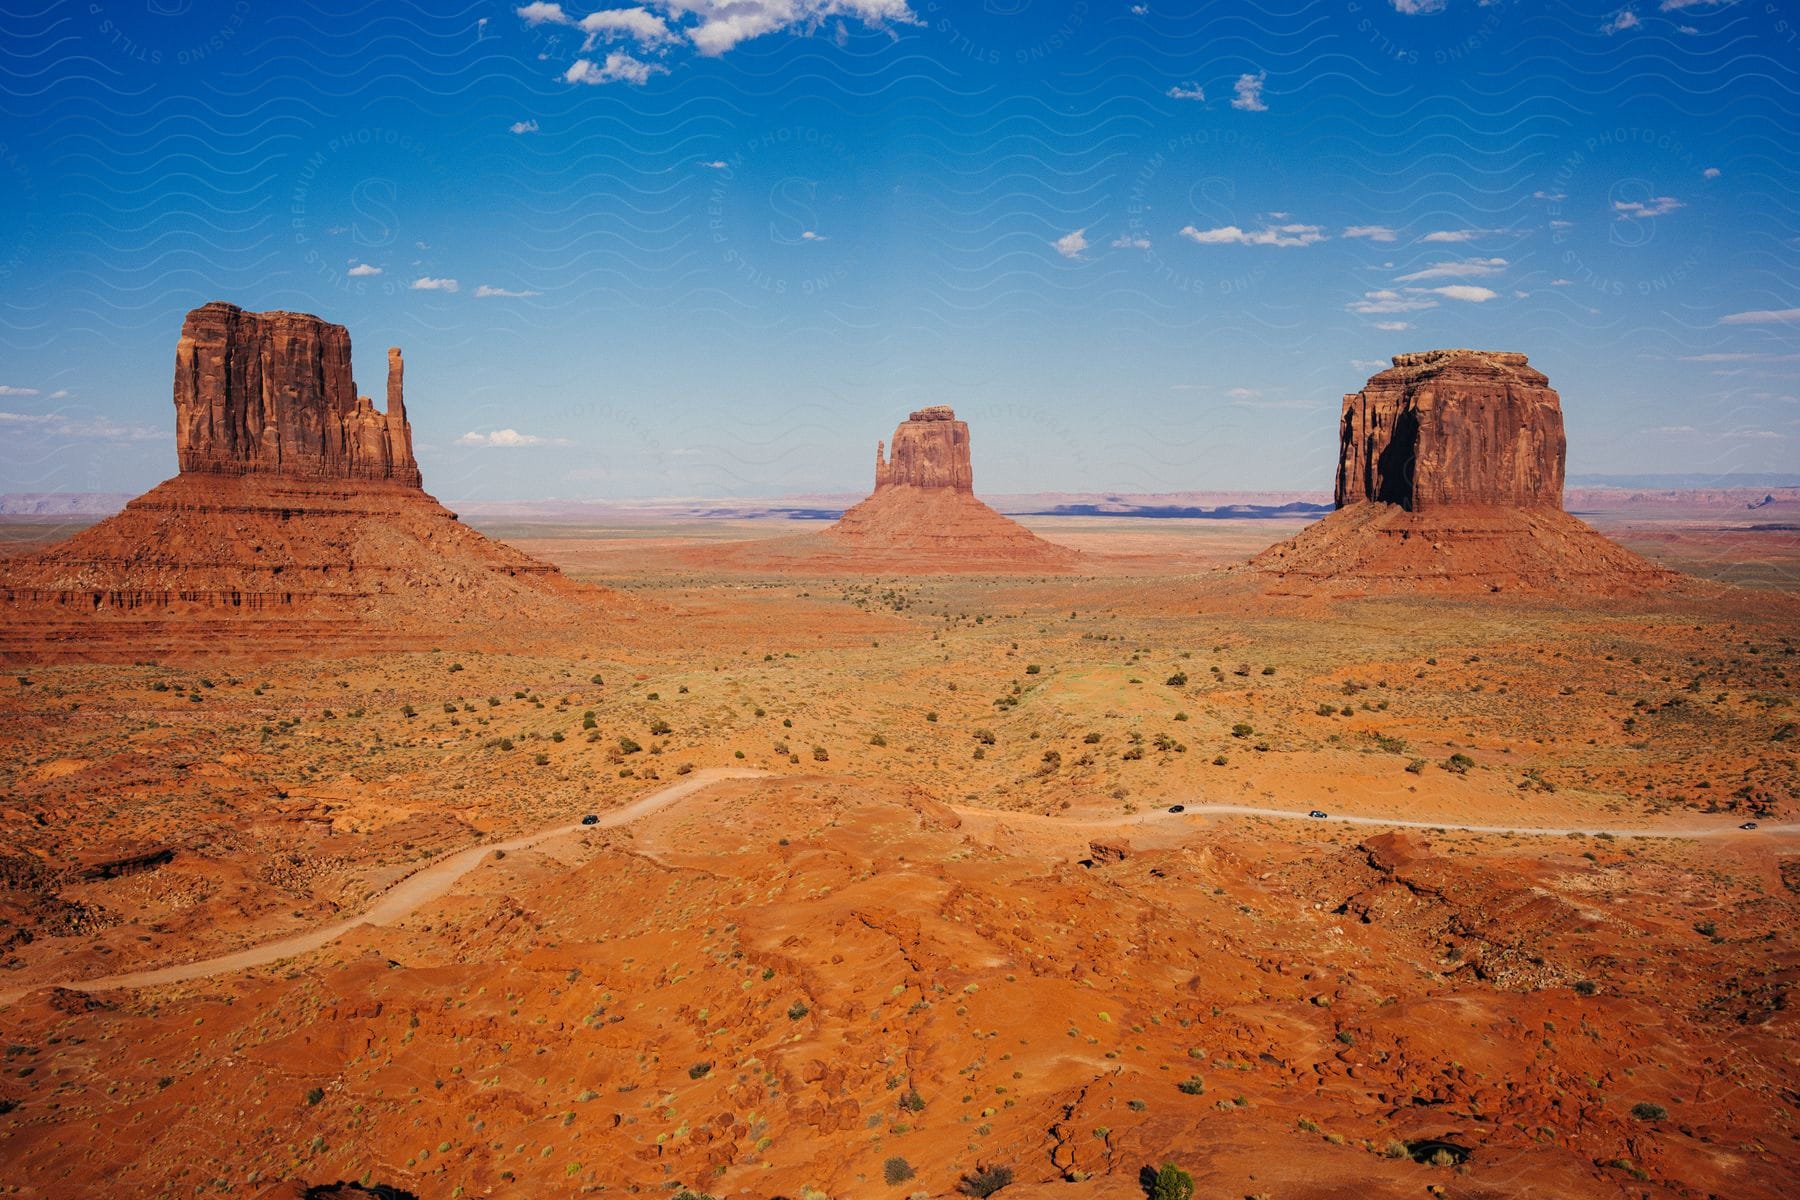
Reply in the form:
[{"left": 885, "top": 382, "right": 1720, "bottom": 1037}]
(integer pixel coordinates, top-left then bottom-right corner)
[
  {"left": 0, "top": 302, "right": 616, "bottom": 661},
  {"left": 1253, "top": 350, "right": 1679, "bottom": 594},
  {"left": 814, "top": 407, "right": 1080, "bottom": 570}
]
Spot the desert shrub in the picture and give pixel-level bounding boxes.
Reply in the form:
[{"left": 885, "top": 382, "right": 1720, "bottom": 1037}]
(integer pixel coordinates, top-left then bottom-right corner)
[
  {"left": 1083, "top": 731, "right": 1102, "bottom": 744},
  {"left": 787, "top": 1001, "right": 809, "bottom": 1020},
  {"left": 1441, "top": 752, "right": 1475, "bottom": 774},
  {"left": 1146, "top": 1163, "right": 1194, "bottom": 1200},
  {"left": 1231, "top": 723, "right": 1253, "bottom": 738},
  {"left": 958, "top": 1165, "right": 1014, "bottom": 1197},
  {"left": 1176, "top": 1076, "right": 1204, "bottom": 1095},
  {"left": 973, "top": 728, "right": 997, "bottom": 745},
  {"left": 649, "top": 719, "right": 672, "bottom": 736},
  {"left": 1630, "top": 1102, "right": 1667, "bottom": 1121},
  {"left": 812, "top": 745, "right": 829, "bottom": 762},
  {"left": 534, "top": 753, "right": 550, "bottom": 766},
  {"left": 687, "top": 1061, "right": 712, "bottom": 1080},
  {"left": 304, "top": 1087, "right": 324, "bottom": 1105},
  {"left": 884, "top": 1156, "right": 916, "bottom": 1184},
  {"left": 869, "top": 732, "right": 887, "bottom": 746},
  {"left": 617, "top": 736, "right": 642, "bottom": 754},
  {"left": 1405, "top": 758, "right": 1426, "bottom": 774},
  {"left": 590, "top": 674, "right": 604, "bottom": 686},
  {"left": 901, "top": 1089, "right": 926, "bottom": 1113},
  {"left": 583, "top": 712, "right": 597, "bottom": 730},
  {"left": 1165, "top": 672, "right": 1188, "bottom": 687},
  {"left": 1025, "top": 664, "right": 1041, "bottom": 675}
]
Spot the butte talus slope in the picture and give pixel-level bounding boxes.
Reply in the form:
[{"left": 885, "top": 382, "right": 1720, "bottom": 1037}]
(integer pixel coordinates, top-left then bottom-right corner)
[
  {"left": 812, "top": 406, "right": 1080, "bottom": 570},
  {"left": 0, "top": 302, "right": 609, "bottom": 660},
  {"left": 1254, "top": 350, "right": 1678, "bottom": 594}
]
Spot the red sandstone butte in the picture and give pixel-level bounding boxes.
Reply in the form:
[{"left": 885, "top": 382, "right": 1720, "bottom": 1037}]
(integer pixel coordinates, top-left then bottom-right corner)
[
  {"left": 1255, "top": 350, "right": 1677, "bottom": 594},
  {"left": 0, "top": 303, "right": 609, "bottom": 661},
  {"left": 817, "top": 407, "right": 1079, "bottom": 570}
]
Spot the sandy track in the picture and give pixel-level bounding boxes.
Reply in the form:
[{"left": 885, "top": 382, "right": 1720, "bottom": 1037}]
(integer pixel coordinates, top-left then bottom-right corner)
[
  {"left": 1151, "top": 804, "right": 1799, "bottom": 840},
  {"left": 0, "top": 767, "right": 769, "bottom": 1009},
  {"left": 3, "top": 768, "right": 1789, "bottom": 1008}
]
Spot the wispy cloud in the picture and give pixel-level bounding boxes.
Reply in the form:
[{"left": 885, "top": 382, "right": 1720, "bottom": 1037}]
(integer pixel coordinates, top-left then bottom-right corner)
[
  {"left": 1166, "top": 82, "right": 1205, "bottom": 101},
  {"left": 1425, "top": 284, "right": 1499, "bottom": 303},
  {"left": 411, "top": 276, "right": 459, "bottom": 292},
  {"left": 0, "top": 385, "right": 41, "bottom": 397},
  {"left": 1420, "top": 229, "right": 1492, "bottom": 243},
  {"left": 1394, "top": 257, "right": 1506, "bottom": 283},
  {"left": 457, "top": 428, "right": 571, "bottom": 448},
  {"left": 522, "top": 1, "right": 919, "bottom": 82},
  {"left": 1614, "top": 196, "right": 1683, "bottom": 219},
  {"left": 0, "top": 411, "right": 166, "bottom": 441},
  {"left": 474, "top": 285, "right": 542, "bottom": 298},
  {"left": 1179, "top": 222, "right": 1325, "bottom": 248},
  {"left": 1230, "top": 70, "right": 1268, "bottom": 112},
  {"left": 566, "top": 52, "right": 665, "bottom": 85},
  {"left": 1343, "top": 225, "right": 1398, "bottom": 242},
  {"left": 1348, "top": 290, "right": 1437, "bottom": 315},
  {"left": 1719, "top": 308, "right": 1800, "bottom": 325},
  {"left": 1602, "top": 9, "right": 1640, "bottom": 34},
  {"left": 509, "top": 119, "right": 540, "bottom": 134},
  {"left": 1111, "top": 233, "right": 1151, "bottom": 250}
]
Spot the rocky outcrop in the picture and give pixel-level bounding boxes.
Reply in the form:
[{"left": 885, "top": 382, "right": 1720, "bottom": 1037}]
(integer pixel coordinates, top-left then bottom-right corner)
[
  {"left": 815, "top": 407, "right": 1078, "bottom": 570},
  {"left": 874, "top": 406, "right": 974, "bottom": 492},
  {"left": 1253, "top": 351, "right": 1677, "bottom": 595},
  {"left": 173, "top": 302, "right": 420, "bottom": 486},
  {"left": 1336, "top": 350, "right": 1564, "bottom": 512},
  {"left": 0, "top": 302, "right": 615, "bottom": 661}
]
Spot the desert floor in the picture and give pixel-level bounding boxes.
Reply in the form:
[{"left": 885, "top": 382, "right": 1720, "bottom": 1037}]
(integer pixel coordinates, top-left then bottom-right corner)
[{"left": 0, "top": 509, "right": 1795, "bottom": 1199}]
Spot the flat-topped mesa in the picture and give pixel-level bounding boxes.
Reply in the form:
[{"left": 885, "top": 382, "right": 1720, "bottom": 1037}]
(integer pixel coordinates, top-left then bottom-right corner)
[
  {"left": 1336, "top": 349, "right": 1564, "bottom": 512},
  {"left": 173, "top": 302, "right": 421, "bottom": 486},
  {"left": 874, "top": 405, "right": 975, "bottom": 492}
]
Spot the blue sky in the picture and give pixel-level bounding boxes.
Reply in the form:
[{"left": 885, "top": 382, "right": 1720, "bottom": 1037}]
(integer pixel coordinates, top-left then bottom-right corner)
[{"left": 1, "top": 0, "right": 1795, "bottom": 500}]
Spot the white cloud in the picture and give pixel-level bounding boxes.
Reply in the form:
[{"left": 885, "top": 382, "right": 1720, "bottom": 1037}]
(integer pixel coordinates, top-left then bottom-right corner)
[
  {"left": 1226, "top": 387, "right": 1261, "bottom": 399},
  {"left": 1375, "top": 321, "right": 1411, "bottom": 331},
  {"left": 510, "top": 119, "right": 540, "bottom": 134},
  {"left": 1679, "top": 352, "right": 1800, "bottom": 362},
  {"left": 1531, "top": 190, "right": 1567, "bottom": 201},
  {"left": 1390, "top": 0, "right": 1447, "bottom": 12},
  {"left": 1602, "top": 9, "right": 1640, "bottom": 34},
  {"left": 525, "top": 2, "right": 919, "bottom": 81},
  {"left": 0, "top": 385, "right": 41, "bottom": 396},
  {"left": 1420, "top": 229, "right": 1487, "bottom": 243},
  {"left": 579, "top": 6, "right": 676, "bottom": 48},
  {"left": 566, "top": 51, "right": 665, "bottom": 85},
  {"left": 1343, "top": 225, "right": 1398, "bottom": 242},
  {"left": 1111, "top": 234, "right": 1151, "bottom": 249},
  {"left": 411, "top": 276, "right": 460, "bottom": 292},
  {"left": 1179, "top": 222, "right": 1325, "bottom": 248},
  {"left": 1659, "top": 0, "right": 1733, "bottom": 9},
  {"left": 1426, "top": 284, "right": 1499, "bottom": 302},
  {"left": 1348, "top": 289, "right": 1438, "bottom": 315},
  {"left": 1394, "top": 256, "right": 1507, "bottom": 283},
  {"left": 1230, "top": 70, "right": 1268, "bottom": 112},
  {"left": 1719, "top": 308, "right": 1800, "bottom": 325},
  {"left": 474, "top": 285, "right": 542, "bottom": 298},
  {"left": 1643, "top": 425, "right": 1697, "bottom": 434},
  {"left": 49, "top": 389, "right": 69, "bottom": 399},
  {"left": 346, "top": 262, "right": 382, "bottom": 277},
  {"left": 700, "top": 159, "right": 728, "bottom": 169},
  {"left": 1703, "top": 166, "right": 1720, "bottom": 179},
  {"left": 1724, "top": 429, "right": 1784, "bottom": 440},
  {"left": 1053, "top": 228, "right": 1089, "bottom": 259},
  {"left": 457, "top": 428, "right": 571, "bottom": 448},
  {"left": 1166, "top": 82, "right": 1205, "bottom": 101},
  {"left": 1614, "top": 196, "right": 1683, "bottom": 219},
  {"left": 685, "top": 0, "right": 918, "bottom": 56},
  {"left": 0, "top": 411, "right": 165, "bottom": 441}
]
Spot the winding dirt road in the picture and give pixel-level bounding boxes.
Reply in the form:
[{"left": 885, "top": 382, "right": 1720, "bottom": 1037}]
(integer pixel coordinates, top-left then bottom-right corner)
[
  {"left": 2, "top": 768, "right": 1788, "bottom": 1008},
  {"left": 0, "top": 767, "right": 769, "bottom": 1009}
]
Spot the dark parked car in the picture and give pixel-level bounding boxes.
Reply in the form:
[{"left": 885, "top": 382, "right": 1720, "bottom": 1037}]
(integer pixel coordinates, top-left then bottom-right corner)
[
  {"left": 1738, "top": 821, "right": 1758, "bottom": 830},
  {"left": 581, "top": 814, "right": 599, "bottom": 826},
  {"left": 1308, "top": 809, "right": 1328, "bottom": 819},
  {"left": 1167, "top": 804, "right": 1184, "bottom": 814}
]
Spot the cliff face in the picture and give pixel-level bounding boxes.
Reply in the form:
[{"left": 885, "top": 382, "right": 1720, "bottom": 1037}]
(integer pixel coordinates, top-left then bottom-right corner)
[
  {"left": 172, "top": 302, "right": 420, "bottom": 486},
  {"left": 1335, "top": 350, "right": 1565, "bottom": 512},
  {"left": 874, "top": 406, "right": 975, "bottom": 493}
]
